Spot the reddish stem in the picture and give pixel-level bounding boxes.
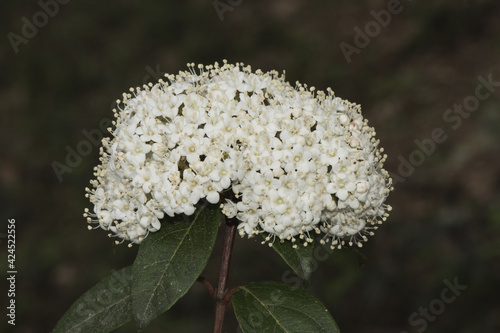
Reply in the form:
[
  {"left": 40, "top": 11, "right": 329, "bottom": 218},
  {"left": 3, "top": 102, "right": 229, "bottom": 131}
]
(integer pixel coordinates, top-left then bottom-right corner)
[
  {"left": 197, "top": 276, "right": 215, "bottom": 297},
  {"left": 212, "top": 219, "right": 238, "bottom": 333}
]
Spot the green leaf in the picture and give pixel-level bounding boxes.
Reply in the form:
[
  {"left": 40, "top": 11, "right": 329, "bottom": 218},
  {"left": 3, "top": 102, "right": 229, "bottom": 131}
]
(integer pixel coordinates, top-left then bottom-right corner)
[
  {"left": 233, "top": 281, "right": 340, "bottom": 333},
  {"left": 268, "top": 238, "right": 315, "bottom": 281},
  {"left": 53, "top": 266, "right": 134, "bottom": 333},
  {"left": 131, "top": 203, "right": 220, "bottom": 329}
]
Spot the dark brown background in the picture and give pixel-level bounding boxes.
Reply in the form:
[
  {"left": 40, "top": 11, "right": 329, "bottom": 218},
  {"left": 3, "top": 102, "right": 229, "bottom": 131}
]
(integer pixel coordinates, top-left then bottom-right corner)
[{"left": 1, "top": 0, "right": 499, "bottom": 332}]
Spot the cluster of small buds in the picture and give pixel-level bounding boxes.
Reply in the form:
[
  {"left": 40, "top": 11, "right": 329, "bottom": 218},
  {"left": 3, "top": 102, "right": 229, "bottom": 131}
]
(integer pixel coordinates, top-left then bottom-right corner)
[{"left": 85, "top": 61, "right": 392, "bottom": 248}]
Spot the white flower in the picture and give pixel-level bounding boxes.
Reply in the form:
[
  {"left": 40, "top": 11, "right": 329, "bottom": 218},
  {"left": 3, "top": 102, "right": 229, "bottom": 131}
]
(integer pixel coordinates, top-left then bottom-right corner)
[
  {"left": 178, "top": 133, "right": 208, "bottom": 163},
  {"left": 202, "top": 181, "right": 223, "bottom": 204},
  {"left": 124, "top": 137, "right": 151, "bottom": 167},
  {"left": 85, "top": 61, "right": 392, "bottom": 248},
  {"left": 136, "top": 116, "right": 163, "bottom": 143},
  {"left": 132, "top": 166, "right": 161, "bottom": 193},
  {"left": 283, "top": 145, "right": 313, "bottom": 173}
]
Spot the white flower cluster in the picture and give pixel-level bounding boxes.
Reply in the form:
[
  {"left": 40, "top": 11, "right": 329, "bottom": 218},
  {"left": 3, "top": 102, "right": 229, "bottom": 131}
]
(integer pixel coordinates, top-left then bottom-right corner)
[{"left": 85, "top": 61, "right": 392, "bottom": 248}]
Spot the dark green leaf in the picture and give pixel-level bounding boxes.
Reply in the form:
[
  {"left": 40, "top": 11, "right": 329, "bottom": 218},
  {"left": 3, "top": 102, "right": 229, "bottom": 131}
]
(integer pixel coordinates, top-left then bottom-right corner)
[
  {"left": 53, "top": 266, "right": 134, "bottom": 333},
  {"left": 233, "top": 281, "right": 340, "bottom": 333},
  {"left": 268, "top": 237, "right": 315, "bottom": 281},
  {"left": 131, "top": 203, "right": 220, "bottom": 329}
]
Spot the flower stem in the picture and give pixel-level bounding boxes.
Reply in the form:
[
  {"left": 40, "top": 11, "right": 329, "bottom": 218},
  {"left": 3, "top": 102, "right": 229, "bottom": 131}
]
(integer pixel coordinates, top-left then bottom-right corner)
[{"left": 213, "top": 218, "right": 238, "bottom": 333}]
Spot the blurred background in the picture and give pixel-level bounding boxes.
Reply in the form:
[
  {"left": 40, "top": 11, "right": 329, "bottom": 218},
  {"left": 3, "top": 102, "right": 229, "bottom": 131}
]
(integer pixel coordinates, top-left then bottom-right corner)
[{"left": 1, "top": 0, "right": 499, "bottom": 332}]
